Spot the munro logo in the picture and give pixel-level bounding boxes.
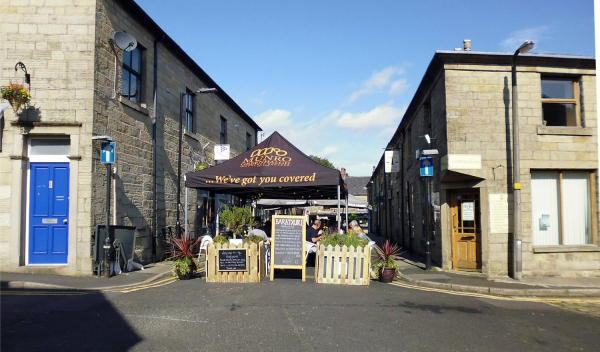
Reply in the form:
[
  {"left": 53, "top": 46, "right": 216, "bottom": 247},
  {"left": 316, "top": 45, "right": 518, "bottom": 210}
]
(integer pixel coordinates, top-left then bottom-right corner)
[
  {"left": 250, "top": 148, "right": 288, "bottom": 157},
  {"left": 241, "top": 147, "right": 292, "bottom": 167}
]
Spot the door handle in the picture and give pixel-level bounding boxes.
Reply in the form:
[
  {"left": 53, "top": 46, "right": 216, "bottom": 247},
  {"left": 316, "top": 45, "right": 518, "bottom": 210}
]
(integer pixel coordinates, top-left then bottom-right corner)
[{"left": 63, "top": 219, "right": 68, "bottom": 224}]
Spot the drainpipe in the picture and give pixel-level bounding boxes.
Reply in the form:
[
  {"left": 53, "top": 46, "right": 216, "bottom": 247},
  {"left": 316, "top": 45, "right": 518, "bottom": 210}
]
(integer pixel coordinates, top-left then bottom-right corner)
[
  {"left": 399, "top": 133, "right": 404, "bottom": 248},
  {"left": 152, "top": 34, "right": 165, "bottom": 263}
]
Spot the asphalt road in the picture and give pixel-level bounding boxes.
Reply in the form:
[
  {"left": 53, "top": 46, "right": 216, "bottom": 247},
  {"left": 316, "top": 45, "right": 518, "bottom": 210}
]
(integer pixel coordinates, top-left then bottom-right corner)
[{"left": 2, "top": 276, "right": 599, "bottom": 352}]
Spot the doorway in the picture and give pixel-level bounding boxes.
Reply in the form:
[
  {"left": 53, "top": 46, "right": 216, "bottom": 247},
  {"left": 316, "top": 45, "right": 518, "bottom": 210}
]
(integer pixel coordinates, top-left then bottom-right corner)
[
  {"left": 27, "top": 139, "right": 71, "bottom": 264},
  {"left": 450, "top": 189, "right": 481, "bottom": 270}
]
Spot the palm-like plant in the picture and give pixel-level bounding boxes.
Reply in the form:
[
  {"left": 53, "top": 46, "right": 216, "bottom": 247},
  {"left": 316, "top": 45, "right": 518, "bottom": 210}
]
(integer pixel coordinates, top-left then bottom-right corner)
[
  {"left": 166, "top": 232, "right": 201, "bottom": 261},
  {"left": 166, "top": 233, "right": 201, "bottom": 279},
  {"left": 372, "top": 240, "right": 404, "bottom": 271}
]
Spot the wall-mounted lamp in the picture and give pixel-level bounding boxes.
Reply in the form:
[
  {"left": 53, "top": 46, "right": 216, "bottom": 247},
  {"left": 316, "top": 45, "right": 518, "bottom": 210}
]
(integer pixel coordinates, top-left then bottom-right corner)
[{"left": 15, "top": 62, "right": 30, "bottom": 86}]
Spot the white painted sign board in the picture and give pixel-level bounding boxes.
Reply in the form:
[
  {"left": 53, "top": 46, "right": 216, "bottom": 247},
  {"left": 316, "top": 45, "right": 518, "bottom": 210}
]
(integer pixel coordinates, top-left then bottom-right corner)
[
  {"left": 447, "top": 154, "right": 482, "bottom": 170},
  {"left": 214, "top": 144, "right": 231, "bottom": 160},
  {"left": 489, "top": 193, "right": 510, "bottom": 233},
  {"left": 384, "top": 150, "right": 400, "bottom": 173}
]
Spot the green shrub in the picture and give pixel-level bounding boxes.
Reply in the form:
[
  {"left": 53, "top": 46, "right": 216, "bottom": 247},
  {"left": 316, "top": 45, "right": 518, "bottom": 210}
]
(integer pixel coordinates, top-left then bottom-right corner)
[
  {"left": 219, "top": 206, "right": 256, "bottom": 237},
  {"left": 213, "top": 235, "right": 230, "bottom": 245},
  {"left": 320, "top": 232, "right": 368, "bottom": 248},
  {"left": 243, "top": 235, "right": 265, "bottom": 245}
]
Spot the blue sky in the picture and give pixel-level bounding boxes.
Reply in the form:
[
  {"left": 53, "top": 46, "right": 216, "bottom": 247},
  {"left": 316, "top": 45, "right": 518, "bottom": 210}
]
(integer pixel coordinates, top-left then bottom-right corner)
[{"left": 138, "top": 0, "right": 595, "bottom": 176}]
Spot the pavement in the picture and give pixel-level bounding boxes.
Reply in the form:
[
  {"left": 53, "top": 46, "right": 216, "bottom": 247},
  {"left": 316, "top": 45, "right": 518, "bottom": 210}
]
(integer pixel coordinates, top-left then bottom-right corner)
[
  {"left": 1, "top": 236, "right": 599, "bottom": 297},
  {"left": 1, "top": 261, "right": 173, "bottom": 291},
  {"left": 367, "top": 234, "right": 600, "bottom": 298}
]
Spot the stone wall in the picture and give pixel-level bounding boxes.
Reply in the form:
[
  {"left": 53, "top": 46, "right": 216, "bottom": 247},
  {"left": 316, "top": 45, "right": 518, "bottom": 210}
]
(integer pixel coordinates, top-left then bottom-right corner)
[
  {"left": 0, "top": 0, "right": 96, "bottom": 275},
  {"left": 95, "top": 0, "right": 258, "bottom": 263},
  {"left": 444, "top": 63, "right": 599, "bottom": 277}
]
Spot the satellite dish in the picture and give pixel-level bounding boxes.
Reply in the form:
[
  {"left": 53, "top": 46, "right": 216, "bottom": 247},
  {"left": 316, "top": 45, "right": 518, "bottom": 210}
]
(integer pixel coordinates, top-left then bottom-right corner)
[{"left": 112, "top": 31, "right": 137, "bottom": 52}]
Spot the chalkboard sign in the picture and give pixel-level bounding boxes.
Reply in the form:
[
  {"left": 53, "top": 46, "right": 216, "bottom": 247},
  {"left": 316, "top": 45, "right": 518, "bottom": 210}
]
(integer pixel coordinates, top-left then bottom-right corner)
[
  {"left": 270, "top": 215, "right": 306, "bottom": 282},
  {"left": 218, "top": 249, "right": 247, "bottom": 271}
]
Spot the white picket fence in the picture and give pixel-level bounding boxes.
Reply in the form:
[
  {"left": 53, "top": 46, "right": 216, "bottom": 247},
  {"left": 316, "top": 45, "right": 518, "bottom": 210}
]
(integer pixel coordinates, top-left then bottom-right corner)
[{"left": 315, "top": 244, "right": 371, "bottom": 286}]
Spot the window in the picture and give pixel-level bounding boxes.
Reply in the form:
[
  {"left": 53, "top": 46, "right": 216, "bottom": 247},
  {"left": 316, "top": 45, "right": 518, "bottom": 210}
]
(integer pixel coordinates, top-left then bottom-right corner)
[
  {"left": 122, "top": 47, "right": 143, "bottom": 103},
  {"left": 531, "top": 171, "right": 594, "bottom": 246},
  {"left": 185, "top": 89, "right": 194, "bottom": 132},
  {"left": 246, "top": 132, "right": 252, "bottom": 151},
  {"left": 220, "top": 117, "right": 227, "bottom": 144},
  {"left": 541, "top": 78, "right": 579, "bottom": 127},
  {"left": 423, "top": 101, "right": 431, "bottom": 134}
]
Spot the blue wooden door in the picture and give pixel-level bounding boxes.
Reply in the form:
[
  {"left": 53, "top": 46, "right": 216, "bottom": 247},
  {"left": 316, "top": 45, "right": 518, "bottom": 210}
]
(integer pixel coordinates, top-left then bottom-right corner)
[{"left": 29, "top": 163, "right": 69, "bottom": 264}]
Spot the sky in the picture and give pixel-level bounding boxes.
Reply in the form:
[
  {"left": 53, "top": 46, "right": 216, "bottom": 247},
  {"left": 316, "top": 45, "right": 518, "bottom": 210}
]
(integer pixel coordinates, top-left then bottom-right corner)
[{"left": 137, "top": 0, "right": 596, "bottom": 176}]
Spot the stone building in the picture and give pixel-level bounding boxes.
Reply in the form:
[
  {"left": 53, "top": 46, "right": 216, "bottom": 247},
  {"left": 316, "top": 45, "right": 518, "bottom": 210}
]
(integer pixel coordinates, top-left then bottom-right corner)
[
  {"left": 0, "top": 0, "right": 261, "bottom": 275},
  {"left": 368, "top": 50, "right": 599, "bottom": 278}
]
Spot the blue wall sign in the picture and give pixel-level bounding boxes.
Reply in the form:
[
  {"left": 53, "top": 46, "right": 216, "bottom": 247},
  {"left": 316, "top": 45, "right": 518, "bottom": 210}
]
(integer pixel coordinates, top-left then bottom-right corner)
[
  {"left": 420, "top": 156, "right": 433, "bottom": 177},
  {"left": 101, "top": 142, "right": 115, "bottom": 164}
]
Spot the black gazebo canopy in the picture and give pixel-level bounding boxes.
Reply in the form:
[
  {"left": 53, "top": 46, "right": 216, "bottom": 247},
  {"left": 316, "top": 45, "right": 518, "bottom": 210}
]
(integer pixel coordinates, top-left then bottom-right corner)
[{"left": 185, "top": 132, "right": 346, "bottom": 200}]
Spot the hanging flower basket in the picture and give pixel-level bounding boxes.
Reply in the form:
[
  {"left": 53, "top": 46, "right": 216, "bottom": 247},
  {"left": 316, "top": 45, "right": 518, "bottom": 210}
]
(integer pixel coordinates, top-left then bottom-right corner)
[
  {"left": 195, "top": 161, "right": 211, "bottom": 171},
  {"left": 1, "top": 81, "right": 31, "bottom": 112}
]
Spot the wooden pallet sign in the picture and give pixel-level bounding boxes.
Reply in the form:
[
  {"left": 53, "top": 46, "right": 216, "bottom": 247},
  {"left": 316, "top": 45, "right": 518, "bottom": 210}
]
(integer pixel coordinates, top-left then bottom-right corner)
[
  {"left": 270, "top": 215, "right": 306, "bottom": 282},
  {"left": 315, "top": 244, "right": 371, "bottom": 286},
  {"left": 205, "top": 242, "right": 265, "bottom": 283}
]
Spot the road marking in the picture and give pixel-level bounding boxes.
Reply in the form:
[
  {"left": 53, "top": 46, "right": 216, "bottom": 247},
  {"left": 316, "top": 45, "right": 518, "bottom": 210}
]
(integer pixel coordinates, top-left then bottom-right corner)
[
  {"left": 104, "top": 277, "right": 178, "bottom": 293},
  {"left": 0, "top": 290, "right": 91, "bottom": 296},
  {"left": 388, "top": 280, "right": 600, "bottom": 304}
]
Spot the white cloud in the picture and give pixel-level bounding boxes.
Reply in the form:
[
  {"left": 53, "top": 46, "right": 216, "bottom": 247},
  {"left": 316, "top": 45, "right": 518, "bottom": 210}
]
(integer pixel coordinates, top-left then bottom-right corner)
[
  {"left": 347, "top": 66, "right": 407, "bottom": 103},
  {"left": 500, "top": 26, "right": 549, "bottom": 52},
  {"left": 253, "top": 109, "right": 293, "bottom": 130},
  {"left": 334, "top": 102, "right": 406, "bottom": 131},
  {"left": 318, "top": 146, "right": 339, "bottom": 157},
  {"left": 388, "top": 79, "right": 409, "bottom": 95},
  {"left": 376, "top": 126, "right": 398, "bottom": 138},
  {"left": 249, "top": 91, "right": 267, "bottom": 105}
]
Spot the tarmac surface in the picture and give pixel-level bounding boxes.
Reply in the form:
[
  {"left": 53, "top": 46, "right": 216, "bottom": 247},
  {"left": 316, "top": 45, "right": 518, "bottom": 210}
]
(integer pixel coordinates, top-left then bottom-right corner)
[{"left": 2, "top": 267, "right": 600, "bottom": 352}]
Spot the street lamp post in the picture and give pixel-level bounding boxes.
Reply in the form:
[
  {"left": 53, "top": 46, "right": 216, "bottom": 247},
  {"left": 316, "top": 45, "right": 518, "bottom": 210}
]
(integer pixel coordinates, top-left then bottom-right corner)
[
  {"left": 511, "top": 40, "right": 534, "bottom": 281},
  {"left": 177, "top": 88, "right": 218, "bottom": 239}
]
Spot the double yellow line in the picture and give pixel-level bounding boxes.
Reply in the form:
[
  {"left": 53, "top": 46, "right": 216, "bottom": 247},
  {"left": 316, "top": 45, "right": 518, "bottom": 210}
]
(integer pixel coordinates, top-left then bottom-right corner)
[
  {"left": 388, "top": 280, "right": 600, "bottom": 304},
  {"left": 104, "top": 276, "right": 178, "bottom": 293}
]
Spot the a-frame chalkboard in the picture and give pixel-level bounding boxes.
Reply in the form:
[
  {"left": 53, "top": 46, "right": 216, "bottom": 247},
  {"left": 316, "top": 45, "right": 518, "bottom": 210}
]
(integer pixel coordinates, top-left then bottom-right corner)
[{"left": 270, "top": 215, "right": 306, "bottom": 282}]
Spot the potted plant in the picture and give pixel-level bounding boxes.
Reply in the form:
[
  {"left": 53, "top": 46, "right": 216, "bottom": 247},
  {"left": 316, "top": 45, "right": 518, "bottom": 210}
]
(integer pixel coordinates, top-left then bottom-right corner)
[
  {"left": 372, "top": 240, "right": 403, "bottom": 283},
  {"left": 243, "top": 234, "right": 265, "bottom": 245},
  {"left": 219, "top": 206, "right": 256, "bottom": 239},
  {"left": 1, "top": 81, "right": 31, "bottom": 111},
  {"left": 166, "top": 232, "right": 201, "bottom": 280}
]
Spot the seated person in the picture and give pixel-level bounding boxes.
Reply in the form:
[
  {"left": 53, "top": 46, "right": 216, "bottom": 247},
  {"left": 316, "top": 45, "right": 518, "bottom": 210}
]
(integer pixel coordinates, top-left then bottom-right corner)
[
  {"left": 349, "top": 220, "right": 370, "bottom": 241},
  {"left": 264, "top": 220, "right": 272, "bottom": 238},
  {"left": 248, "top": 216, "right": 268, "bottom": 240},
  {"left": 306, "top": 219, "right": 323, "bottom": 243}
]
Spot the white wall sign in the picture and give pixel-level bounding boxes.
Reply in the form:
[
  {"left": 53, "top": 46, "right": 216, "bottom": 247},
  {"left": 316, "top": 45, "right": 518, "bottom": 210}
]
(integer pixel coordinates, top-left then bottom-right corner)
[
  {"left": 214, "top": 144, "right": 231, "bottom": 160},
  {"left": 489, "top": 193, "right": 510, "bottom": 233},
  {"left": 384, "top": 150, "right": 400, "bottom": 173},
  {"left": 447, "top": 154, "right": 482, "bottom": 170},
  {"left": 462, "top": 201, "right": 475, "bottom": 221}
]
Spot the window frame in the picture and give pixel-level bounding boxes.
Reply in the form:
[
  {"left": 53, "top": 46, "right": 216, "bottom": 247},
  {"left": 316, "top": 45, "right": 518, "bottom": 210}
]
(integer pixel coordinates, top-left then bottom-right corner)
[
  {"left": 246, "top": 132, "right": 252, "bottom": 151},
  {"left": 185, "top": 89, "right": 194, "bottom": 132},
  {"left": 220, "top": 116, "right": 227, "bottom": 144},
  {"left": 541, "top": 77, "right": 580, "bottom": 127},
  {"left": 530, "top": 169, "right": 597, "bottom": 247},
  {"left": 122, "top": 46, "right": 144, "bottom": 104}
]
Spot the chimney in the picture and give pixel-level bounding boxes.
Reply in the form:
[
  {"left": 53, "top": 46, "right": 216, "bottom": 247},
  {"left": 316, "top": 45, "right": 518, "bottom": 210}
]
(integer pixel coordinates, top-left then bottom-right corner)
[{"left": 463, "top": 39, "right": 471, "bottom": 51}]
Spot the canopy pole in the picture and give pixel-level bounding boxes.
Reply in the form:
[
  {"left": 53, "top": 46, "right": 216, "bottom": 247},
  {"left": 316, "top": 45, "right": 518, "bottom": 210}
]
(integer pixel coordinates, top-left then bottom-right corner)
[
  {"left": 337, "top": 185, "right": 341, "bottom": 231},
  {"left": 345, "top": 194, "right": 349, "bottom": 232}
]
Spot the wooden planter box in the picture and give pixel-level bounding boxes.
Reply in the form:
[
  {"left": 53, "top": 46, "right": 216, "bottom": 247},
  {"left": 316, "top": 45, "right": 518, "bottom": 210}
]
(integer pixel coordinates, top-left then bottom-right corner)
[
  {"left": 205, "top": 242, "right": 266, "bottom": 283},
  {"left": 315, "top": 244, "right": 371, "bottom": 286}
]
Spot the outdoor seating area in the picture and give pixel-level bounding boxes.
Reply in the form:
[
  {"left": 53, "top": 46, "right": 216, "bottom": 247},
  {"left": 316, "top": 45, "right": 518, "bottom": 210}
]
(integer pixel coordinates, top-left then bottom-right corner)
[{"left": 156, "top": 131, "right": 394, "bottom": 285}]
